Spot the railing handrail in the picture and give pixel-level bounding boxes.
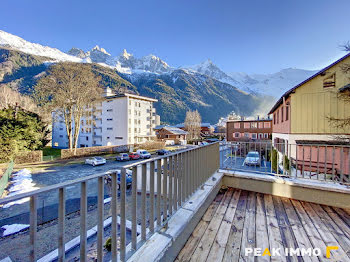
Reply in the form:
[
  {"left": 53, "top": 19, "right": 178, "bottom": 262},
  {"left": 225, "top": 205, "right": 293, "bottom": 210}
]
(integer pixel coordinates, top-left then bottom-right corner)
[{"left": 0, "top": 143, "right": 218, "bottom": 205}]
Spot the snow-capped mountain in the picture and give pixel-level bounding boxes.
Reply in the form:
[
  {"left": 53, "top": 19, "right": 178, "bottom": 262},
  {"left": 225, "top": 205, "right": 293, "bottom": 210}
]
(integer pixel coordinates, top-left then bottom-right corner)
[
  {"left": 185, "top": 59, "right": 242, "bottom": 88},
  {"left": 0, "top": 29, "right": 319, "bottom": 98},
  {"left": 228, "top": 68, "right": 318, "bottom": 97},
  {"left": 0, "top": 30, "right": 81, "bottom": 62},
  {"left": 186, "top": 59, "right": 318, "bottom": 97}
]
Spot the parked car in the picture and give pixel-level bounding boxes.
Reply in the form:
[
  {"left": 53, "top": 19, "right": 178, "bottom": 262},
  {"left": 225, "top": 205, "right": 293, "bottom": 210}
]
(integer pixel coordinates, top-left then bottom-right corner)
[
  {"left": 85, "top": 157, "right": 106, "bottom": 166},
  {"left": 157, "top": 149, "right": 170, "bottom": 155},
  {"left": 129, "top": 152, "right": 141, "bottom": 160},
  {"left": 244, "top": 151, "right": 261, "bottom": 166},
  {"left": 116, "top": 153, "right": 130, "bottom": 161},
  {"left": 105, "top": 169, "right": 132, "bottom": 189},
  {"left": 200, "top": 141, "right": 209, "bottom": 146},
  {"left": 137, "top": 150, "right": 151, "bottom": 159}
]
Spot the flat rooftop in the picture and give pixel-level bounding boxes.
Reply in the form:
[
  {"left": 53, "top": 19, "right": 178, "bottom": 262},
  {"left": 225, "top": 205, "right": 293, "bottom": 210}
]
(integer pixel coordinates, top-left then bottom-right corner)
[{"left": 176, "top": 187, "right": 350, "bottom": 261}]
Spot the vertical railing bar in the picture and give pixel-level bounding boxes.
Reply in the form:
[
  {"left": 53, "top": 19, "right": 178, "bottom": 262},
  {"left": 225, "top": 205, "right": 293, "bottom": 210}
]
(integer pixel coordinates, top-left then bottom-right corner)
[
  {"left": 332, "top": 146, "right": 335, "bottom": 183},
  {"left": 111, "top": 172, "right": 118, "bottom": 261},
  {"left": 97, "top": 177, "right": 104, "bottom": 261},
  {"left": 150, "top": 161, "right": 155, "bottom": 233},
  {"left": 80, "top": 182, "right": 87, "bottom": 262},
  {"left": 156, "top": 159, "right": 162, "bottom": 226},
  {"left": 317, "top": 145, "right": 320, "bottom": 180},
  {"left": 270, "top": 143, "right": 273, "bottom": 174},
  {"left": 30, "top": 195, "right": 37, "bottom": 262},
  {"left": 288, "top": 143, "right": 291, "bottom": 177},
  {"left": 131, "top": 166, "right": 137, "bottom": 250},
  {"left": 163, "top": 157, "right": 168, "bottom": 223},
  {"left": 302, "top": 145, "right": 305, "bottom": 178},
  {"left": 340, "top": 146, "right": 344, "bottom": 183},
  {"left": 174, "top": 154, "right": 178, "bottom": 211},
  {"left": 169, "top": 155, "right": 173, "bottom": 216},
  {"left": 178, "top": 153, "right": 182, "bottom": 207},
  {"left": 309, "top": 146, "right": 312, "bottom": 179},
  {"left": 296, "top": 144, "right": 299, "bottom": 178},
  {"left": 141, "top": 164, "right": 146, "bottom": 241},
  {"left": 120, "top": 168, "right": 127, "bottom": 261},
  {"left": 276, "top": 146, "right": 279, "bottom": 176},
  {"left": 58, "top": 188, "right": 65, "bottom": 262},
  {"left": 324, "top": 146, "right": 328, "bottom": 181}
]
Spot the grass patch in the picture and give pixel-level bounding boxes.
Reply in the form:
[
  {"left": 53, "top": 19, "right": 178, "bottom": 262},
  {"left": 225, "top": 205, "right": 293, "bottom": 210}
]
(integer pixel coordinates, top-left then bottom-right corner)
[{"left": 43, "top": 147, "right": 61, "bottom": 157}]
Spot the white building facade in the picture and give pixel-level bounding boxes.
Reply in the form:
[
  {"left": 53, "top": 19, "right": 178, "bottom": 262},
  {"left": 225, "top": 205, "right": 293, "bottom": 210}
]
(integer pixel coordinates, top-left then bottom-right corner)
[{"left": 52, "top": 92, "right": 159, "bottom": 148}]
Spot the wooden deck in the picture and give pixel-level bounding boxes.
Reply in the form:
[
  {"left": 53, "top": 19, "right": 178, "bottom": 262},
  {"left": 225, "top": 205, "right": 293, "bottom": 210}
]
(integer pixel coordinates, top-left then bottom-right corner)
[{"left": 176, "top": 188, "right": 350, "bottom": 262}]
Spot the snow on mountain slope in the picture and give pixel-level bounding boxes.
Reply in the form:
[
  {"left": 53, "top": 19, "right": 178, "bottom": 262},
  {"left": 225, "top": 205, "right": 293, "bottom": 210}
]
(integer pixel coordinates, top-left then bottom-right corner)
[
  {"left": 0, "top": 30, "right": 82, "bottom": 62},
  {"left": 229, "top": 68, "right": 318, "bottom": 97},
  {"left": 186, "top": 59, "right": 318, "bottom": 97}
]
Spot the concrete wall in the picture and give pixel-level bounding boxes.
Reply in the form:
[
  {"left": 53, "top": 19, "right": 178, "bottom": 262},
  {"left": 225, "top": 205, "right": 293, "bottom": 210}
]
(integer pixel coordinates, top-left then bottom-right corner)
[{"left": 222, "top": 172, "right": 350, "bottom": 208}]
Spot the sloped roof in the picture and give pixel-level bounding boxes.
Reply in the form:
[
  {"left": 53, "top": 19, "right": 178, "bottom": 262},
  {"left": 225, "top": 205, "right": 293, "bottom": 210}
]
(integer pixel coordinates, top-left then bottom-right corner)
[
  {"left": 162, "top": 126, "right": 188, "bottom": 135},
  {"left": 268, "top": 52, "right": 350, "bottom": 115},
  {"left": 176, "top": 123, "right": 212, "bottom": 128}
]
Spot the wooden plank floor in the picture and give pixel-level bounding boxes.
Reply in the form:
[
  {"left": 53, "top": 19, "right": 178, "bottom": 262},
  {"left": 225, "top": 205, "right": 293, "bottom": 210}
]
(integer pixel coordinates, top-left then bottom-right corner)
[{"left": 176, "top": 188, "right": 350, "bottom": 262}]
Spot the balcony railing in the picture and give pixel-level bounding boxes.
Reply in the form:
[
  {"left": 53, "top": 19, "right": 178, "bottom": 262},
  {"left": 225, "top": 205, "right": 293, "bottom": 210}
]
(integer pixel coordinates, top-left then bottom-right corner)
[
  {"left": 0, "top": 143, "right": 219, "bottom": 261},
  {"left": 220, "top": 141, "right": 350, "bottom": 184}
]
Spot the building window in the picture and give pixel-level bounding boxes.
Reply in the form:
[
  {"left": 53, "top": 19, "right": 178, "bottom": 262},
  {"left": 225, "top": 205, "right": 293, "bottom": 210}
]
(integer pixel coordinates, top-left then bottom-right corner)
[
  {"left": 286, "top": 106, "right": 289, "bottom": 121},
  {"left": 234, "top": 122, "right": 240, "bottom": 129},
  {"left": 244, "top": 123, "right": 250, "bottom": 129},
  {"left": 59, "top": 135, "right": 63, "bottom": 138},
  {"left": 264, "top": 133, "right": 269, "bottom": 139},
  {"left": 107, "top": 109, "right": 113, "bottom": 112},
  {"left": 323, "top": 73, "right": 336, "bottom": 88},
  {"left": 107, "top": 118, "right": 113, "bottom": 121},
  {"left": 115, "top": 137, "right": 123, "bottom": 139},
  {"left": 86, "top": 137, "right": 89, "bottom": 141},
  {"left": 251, "top": 122, "right": 257, "bottom": 128},
  {"left": 277, "top": 110, "right": 279, "bottom": 124},
  {"left": 258, "top": 133, "right": 263, "bottom": 139},
  {"left": 59, "top": 127, "right": 63, "bottom": 131},
  {"left": 264, "top": 122, "right": 271, "bottom": 128},
  {"left": 251, "top": 133, "right": 257, "bottom": 139},
  {"left": 234, "top": 132, "right": 240, "bottom": 138},
  {"left": 258, "top": 122, "right": 264, "bottom": 129},
  {"left": 107, "top": 127, "right": 113, "bottom": 130},
  {"left": 281, "top": 107, "right": 284, "bottom": 122},
  {"left": 273, "top": 114, "right": 276, "bottom": 125},
  {"left": 244, "top": 133, "right": 249, "bottom": 138}
]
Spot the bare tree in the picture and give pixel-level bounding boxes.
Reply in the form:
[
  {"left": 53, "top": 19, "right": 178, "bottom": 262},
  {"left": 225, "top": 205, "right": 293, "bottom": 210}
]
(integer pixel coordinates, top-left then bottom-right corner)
[
  {"left": 185, "top": 110, "right": 202, "bottom": 140},
  {"left": 328, "top": 43, "right": 350, "bottom": 132},
  {"left": 34, "top": 62, "right": 103, "bottom": 153}
]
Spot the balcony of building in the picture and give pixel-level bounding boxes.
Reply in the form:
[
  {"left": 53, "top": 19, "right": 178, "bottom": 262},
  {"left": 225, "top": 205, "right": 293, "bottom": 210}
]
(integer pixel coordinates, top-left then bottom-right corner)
[{"left": 0, "top": 142, "right": 349, "bottom": 262}]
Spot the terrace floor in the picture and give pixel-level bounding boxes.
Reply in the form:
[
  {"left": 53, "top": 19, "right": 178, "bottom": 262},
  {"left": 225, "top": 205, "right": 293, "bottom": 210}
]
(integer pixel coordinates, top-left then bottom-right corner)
[{"left": 176, "top": 187, "right": 350, "bottom": 262}]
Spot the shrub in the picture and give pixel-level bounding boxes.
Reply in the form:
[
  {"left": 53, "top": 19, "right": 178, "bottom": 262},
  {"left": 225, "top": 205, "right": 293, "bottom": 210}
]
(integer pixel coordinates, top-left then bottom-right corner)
[
  {"left": 283, "top": 154, "right": 290, "bottom": 171},
  {"left": 271, "top": 148, "right": 278, "bottom": 173},
  {"left": 104, "top": 237, "right": 111, "bottom": 251}
]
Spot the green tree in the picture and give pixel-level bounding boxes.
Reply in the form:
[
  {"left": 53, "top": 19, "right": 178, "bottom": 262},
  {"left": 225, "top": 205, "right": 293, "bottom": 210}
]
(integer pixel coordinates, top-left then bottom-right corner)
[{"left": 0, "top": 107, "right": 49, "bottom": 162}]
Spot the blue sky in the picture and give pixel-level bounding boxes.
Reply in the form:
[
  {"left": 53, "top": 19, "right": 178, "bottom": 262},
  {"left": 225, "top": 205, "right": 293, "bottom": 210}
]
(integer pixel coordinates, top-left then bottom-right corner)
[{"left": 1, "top": 0, "right": 349, "bottom": 74}]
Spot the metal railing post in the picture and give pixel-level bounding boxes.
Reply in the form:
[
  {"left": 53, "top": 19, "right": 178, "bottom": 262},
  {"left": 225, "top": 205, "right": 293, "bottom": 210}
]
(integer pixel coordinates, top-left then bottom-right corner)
[
  {"left": 150, "top": 161, "right": 155, "bottom": 233},
  {"left": 97, "top": 177, "right": 104, "bottom": 261},
  {"left": 141, "top": 164, "right": 147, "bottom": 241},
  {"left": 30, "top": 195, "right": 37, "bottom": 262},
  {"left": 80, "top": 182, "right": 87, "bottom": 262},
  {"left": 120, "top": 168, "right": 127, "bottom": 261},
  {"left": 58, "top": 188, "right": 65, "bottom": 262},
  {"left": 131, "top": 166, "right": 137, "bottom": 250},
  {"left": 111, "top": 172, "right": 118, "bottom": 261},
  {"left": 156, "top": 159, "right": 162, "bottom": 226}
]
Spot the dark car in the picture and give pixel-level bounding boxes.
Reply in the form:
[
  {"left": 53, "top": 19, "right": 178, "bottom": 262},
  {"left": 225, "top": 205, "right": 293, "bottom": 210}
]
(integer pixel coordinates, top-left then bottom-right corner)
[
  {"left": 129, "top": 152, "right": 141, "bottom": 160},
  {"left": 116, "top": 153, "right": 130, "bottom": 161},
  {"left": 157, "top": 149, "right": 170, "bottom": 155}
]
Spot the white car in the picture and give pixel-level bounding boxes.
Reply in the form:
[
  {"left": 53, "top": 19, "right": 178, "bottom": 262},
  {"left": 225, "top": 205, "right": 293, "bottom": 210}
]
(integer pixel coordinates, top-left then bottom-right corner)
[
  {"left": 244, "top": 151, "right": 261, "bottom": 166},
  {"left": 85, "top": 157, "right": 106, "bottom": 166},
  {"left": 136, "top": 150, "right": 151, "bottom": 159}
]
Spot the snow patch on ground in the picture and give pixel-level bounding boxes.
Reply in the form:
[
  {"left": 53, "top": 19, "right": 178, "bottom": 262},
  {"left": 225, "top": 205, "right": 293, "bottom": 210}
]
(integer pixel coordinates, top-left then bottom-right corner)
[
  {"left": 2, "top": 169, "right": 39, "bottom": 208},
  {"left": 1, "top": 224, "right": 29, "bottom": 236}
]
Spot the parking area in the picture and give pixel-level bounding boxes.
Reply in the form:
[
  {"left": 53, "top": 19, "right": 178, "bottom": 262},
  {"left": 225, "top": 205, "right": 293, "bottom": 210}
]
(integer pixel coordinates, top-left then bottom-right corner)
[{"left": 220, "top": 146, "right": 272, "bottom": 174}]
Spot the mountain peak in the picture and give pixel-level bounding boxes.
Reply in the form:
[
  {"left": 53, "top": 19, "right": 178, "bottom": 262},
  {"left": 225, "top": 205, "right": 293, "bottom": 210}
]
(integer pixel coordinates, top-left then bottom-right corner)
[
  {"left": 91, "top": 45, "right": 110, "bottom": 55},
  {"left": 121, "top": 49, "right": 133, "bottom": 59}
]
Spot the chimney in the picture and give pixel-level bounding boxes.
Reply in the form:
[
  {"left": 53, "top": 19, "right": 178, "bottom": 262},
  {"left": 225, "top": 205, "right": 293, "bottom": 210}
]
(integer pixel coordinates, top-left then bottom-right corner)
[{"left": 257, "top": 115, "right": 260, "bottom": 120}]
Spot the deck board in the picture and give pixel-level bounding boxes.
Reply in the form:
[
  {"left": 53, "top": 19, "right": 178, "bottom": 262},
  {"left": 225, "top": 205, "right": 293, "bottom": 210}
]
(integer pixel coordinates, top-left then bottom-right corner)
[{"left": 177, "top": 188, "right": 350, "bottom": 262}]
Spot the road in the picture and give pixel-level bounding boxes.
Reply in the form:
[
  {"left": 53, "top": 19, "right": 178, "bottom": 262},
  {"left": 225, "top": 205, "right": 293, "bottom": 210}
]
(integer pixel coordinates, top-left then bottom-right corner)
[{"left": 0, "top": 155, "right": 159, "bottom": 228}]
